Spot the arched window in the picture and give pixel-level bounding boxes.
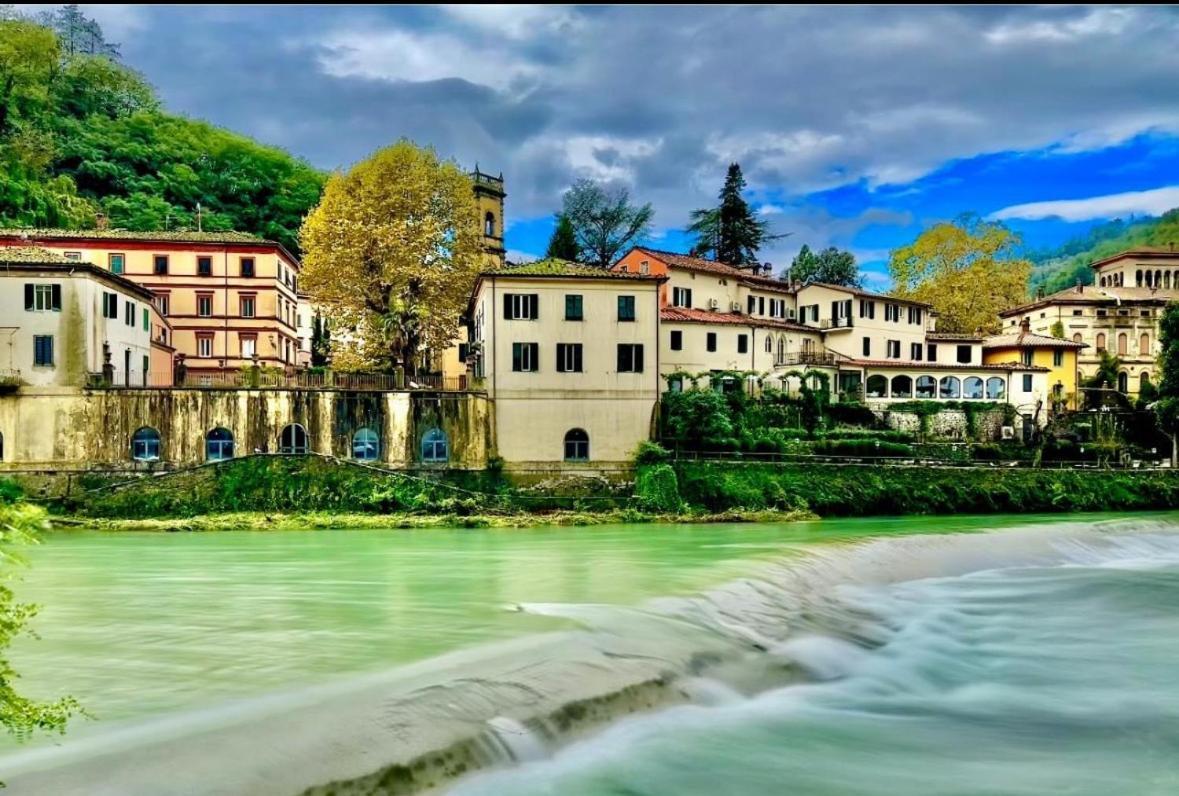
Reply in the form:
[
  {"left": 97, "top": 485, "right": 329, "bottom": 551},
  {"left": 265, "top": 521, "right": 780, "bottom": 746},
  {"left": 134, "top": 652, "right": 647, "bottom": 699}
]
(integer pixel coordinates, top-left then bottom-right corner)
[
  {"left": 1140, "top": 333, "right": 1150, "bottom": 356},
  {"left": 777, "top": 336, "right": 786, "bottom": 362},
  {"left": 1117, "top": 371, "right": 1129, "bottom": 393},
  {"left": 353, "top": 428, "right": 380, "bottom": 461},
  {"left": 484, "top": 212, "right": 496, "bottom": 238},
  {"left": 939, "top": 376, "right": 961, "bottom": 399},
  {"left": 963, "top": 376, "right": 984, "bottom": 399},
  {"left": 564, "top": 428, "right": 589, "bottom": 461},
  {"left": 890, "top": 375, "right": 912, "bottom": 398},
  {"left": 866, "top": 374, "right": 888, "bottom": 398},
  {"left": 986, "top": 377, "right": 1006, "bottom": 400},
  {"left": 206, "top": 427, "right": 234, "bottom": 461},
  {"left": 1137, "top": 270, "right": 1143, "bottom": 287},
  {"left": 1167, "top": 272, "right": 1172, "bottom": 290},
  {"left": 764, "top": 335, "right": 772, "bottom": 353},
  {"left": 1099, "top": 277, "right": 1106, "bottom": 287},
  {"left": 420, "top": 428, "right": 448, "bottom": 462},
  {"left": 1117, "top": 333, "right": 1128, "bottom": 356},
  {"left": 1072, "top": 333, "right": 1082, "bottom": 344},
  {"left": 915, "top": 375, "right": 936, "bottom": 398},
  {"left": 1095, "top": 333, "right": 1106, "bottom": 352},
  {"left": 0, "top": 430, "right": 4, "bottom": 461},
  {"left": 1141, "top": 372, "right": 1152, "bottom": 393},
  {"left": 131, "top": 427, "right": 161, "bottom": 461},
  {"left": 279, "top": 423, "right": 309, "bottom": 454}
]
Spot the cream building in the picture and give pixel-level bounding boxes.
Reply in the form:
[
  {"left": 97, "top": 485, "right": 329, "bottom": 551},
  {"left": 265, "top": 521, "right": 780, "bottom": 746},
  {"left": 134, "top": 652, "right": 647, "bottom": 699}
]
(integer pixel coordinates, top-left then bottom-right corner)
[
  {"left": 1000, "top": 248, "right": 1179, "bottom": 396},
  {"left": 0, "top": 247, "right": 162, "bottom": 388},
  {"left": 466, "top": 260, "right": 663, "bottom": 466}
]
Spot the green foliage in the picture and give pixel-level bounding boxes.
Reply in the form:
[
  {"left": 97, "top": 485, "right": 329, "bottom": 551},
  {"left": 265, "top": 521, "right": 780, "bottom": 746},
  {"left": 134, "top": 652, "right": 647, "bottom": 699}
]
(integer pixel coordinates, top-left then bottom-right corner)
[
  {"left": 634, "top": 464, "right": 683, "bottom": 513},
  {"left": 790, "top": 244, "right": 860, "bottom": 287},
  {"left": 825, "top": 402, "right": 881, "bottom": 428},
  {"left": 310, "top": 314, "right": 331, "bottom": 368},
  {"left": 544, "top": 213, "right": 580, "bottom": 261},
  {"left": 661, "top": 389, "right": 736, "bottom": 451},
  {"left": 1032, "top": 209, "right": 1179, "bottom": 294},
  {"left": 687, "top": 163, "right": 785, "bottom": 265},
  {"left": 633, "top": 440, "right": 671, "bottom": 465},
  {"left": 812, "top": 439, "right": 914, "bottom": 457},
  {"left": 0, "top": 13, "right": 324, "bottom": 252},
  {"left": 1155, "top": 302, "right": 1179, "bottom": 462},
  {"left": 561, "top": 179, "right": 653, "bottom": 268}
]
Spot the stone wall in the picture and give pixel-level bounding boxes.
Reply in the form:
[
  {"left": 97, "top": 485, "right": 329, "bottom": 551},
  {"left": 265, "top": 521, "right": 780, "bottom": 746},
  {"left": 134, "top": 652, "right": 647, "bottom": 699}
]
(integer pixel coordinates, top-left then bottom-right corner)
[
  {"left": 0, "top": 387, "right": 492, "bottom": 470},
  {"left": 875, "top": 406, "right": 1023, "bottom": 441}
]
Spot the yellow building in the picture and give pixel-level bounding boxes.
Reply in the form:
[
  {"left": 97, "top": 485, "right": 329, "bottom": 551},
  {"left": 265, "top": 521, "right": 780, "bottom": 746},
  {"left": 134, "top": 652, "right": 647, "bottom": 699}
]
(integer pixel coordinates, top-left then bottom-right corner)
[
  {"left": 0, "top": 229, "right": 301, "bottom": 381},
  {"left": 983, "top": 318, "right": 1087, "bottom": 411},
  {"left": 472, "top": 167, "right": 506, "bottom": 268}
]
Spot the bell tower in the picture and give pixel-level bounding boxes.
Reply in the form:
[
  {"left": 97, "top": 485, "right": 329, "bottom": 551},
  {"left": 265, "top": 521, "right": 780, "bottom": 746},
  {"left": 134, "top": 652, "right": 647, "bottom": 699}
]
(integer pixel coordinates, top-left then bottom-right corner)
[{"left": 471, "top": 165, "right": 506, "bottom": 267}]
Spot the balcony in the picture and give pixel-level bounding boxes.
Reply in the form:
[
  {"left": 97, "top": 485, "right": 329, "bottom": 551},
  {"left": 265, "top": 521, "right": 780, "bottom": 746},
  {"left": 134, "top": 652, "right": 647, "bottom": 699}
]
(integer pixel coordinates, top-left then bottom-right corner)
[
  {"left": 776, "top": 349, "right": 840, "bottom": 367},
  {"left": 819, "top": 317, "right": 854, "bottom": 330},
  {"left": 0, "top": 370, "right": 21, "bottom": 394}
]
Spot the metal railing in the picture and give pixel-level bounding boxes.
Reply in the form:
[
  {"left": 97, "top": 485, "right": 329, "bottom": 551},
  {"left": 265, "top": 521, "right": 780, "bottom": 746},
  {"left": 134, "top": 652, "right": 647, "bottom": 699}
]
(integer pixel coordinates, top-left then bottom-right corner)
[
  {"left": 775, "top": 350, "right": 840, "bottom": 367},
  {"left": 666, "top": 449, "right": 1171, "bottom": 470}
]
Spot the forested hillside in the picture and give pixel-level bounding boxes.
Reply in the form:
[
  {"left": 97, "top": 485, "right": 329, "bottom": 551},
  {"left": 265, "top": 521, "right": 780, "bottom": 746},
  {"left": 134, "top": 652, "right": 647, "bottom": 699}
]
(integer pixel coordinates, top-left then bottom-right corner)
[
  {"left": 0, "top": 6, "right": 324, "bottom": 252},
  {"left": 1030, "top": 209, "right": 1179, "bottom": 294}
]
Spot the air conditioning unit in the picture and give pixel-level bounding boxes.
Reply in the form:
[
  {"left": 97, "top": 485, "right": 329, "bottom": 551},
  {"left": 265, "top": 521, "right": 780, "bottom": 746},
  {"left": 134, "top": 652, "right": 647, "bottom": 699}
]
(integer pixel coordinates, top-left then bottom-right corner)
[
  {"left": 708, "top": 298, "right": 720, "bottom": 310},
  {"left": 1001, "top": 426, "right": 1015, "bottom": 440},
  {"left": 786, "top": 308, "right": 796, "bottom": 320},
  {"left": 730, "top": 302, "right": 742, "bottom": 312}
]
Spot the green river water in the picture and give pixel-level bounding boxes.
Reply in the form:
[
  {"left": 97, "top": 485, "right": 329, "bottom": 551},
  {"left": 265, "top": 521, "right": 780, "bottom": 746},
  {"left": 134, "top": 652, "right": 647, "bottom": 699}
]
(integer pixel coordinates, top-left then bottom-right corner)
[{"left": 3, "top": 513, "right": 1178, "bottom": 794}]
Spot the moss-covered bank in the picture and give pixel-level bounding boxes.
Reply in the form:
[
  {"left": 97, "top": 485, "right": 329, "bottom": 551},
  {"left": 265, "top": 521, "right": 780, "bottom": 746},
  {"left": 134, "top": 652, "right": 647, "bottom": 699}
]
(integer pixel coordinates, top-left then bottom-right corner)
[{"left": 670, "top": 462, "right": 1179, "bottom": 515}]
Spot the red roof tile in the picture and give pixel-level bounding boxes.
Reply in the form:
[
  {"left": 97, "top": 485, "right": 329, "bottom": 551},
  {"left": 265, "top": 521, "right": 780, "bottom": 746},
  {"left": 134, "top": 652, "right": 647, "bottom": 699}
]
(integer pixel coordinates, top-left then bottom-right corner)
[{"left": 660, "top": 306, "right": 815, "bottom": 332}]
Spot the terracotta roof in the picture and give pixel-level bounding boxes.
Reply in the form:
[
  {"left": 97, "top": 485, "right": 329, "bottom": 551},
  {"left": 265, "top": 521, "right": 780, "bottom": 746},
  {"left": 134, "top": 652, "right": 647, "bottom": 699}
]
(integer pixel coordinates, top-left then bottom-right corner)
[
  {"left": 798, "top": 282, "right": 933, "bottom": 308},
  {"left": 0, "top": 227, "right": 266, "bottom": 244},
  {"left": 1090, "top": 247, "right": 1179, "bottom": 270},
  {"left": 628, "top": 247, "right": 794, "bottom": 294},
  {"left": 927, "top": 332, "right": 983, "bottom": 341},
  {"left": 0, "top": 246, "right": 76, "bottom": 264},
  {"left": 1001, "top": 284, "right": 1174, "bottom": 315},
  {"left": 0, "top": 260, "right": 158, "bottom": 302},
  {"left": 841, "top": 358, "right": 1049, "bottom": 373},
  {"left": 660, "top": 306, "right": 816, "bottom": 332},
  {"left": 486, "top": 258, "right": 660, "bottom": 280},
  {"left": 983, "top": 331, "right": 1087, "bottom": 350}
]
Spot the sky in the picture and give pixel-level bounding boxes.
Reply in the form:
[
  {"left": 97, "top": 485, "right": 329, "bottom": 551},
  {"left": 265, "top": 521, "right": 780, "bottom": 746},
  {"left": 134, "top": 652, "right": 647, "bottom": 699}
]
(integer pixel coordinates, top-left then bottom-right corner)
[{"left": 27, "top": 4, "right": 1179, "bottom": 285}]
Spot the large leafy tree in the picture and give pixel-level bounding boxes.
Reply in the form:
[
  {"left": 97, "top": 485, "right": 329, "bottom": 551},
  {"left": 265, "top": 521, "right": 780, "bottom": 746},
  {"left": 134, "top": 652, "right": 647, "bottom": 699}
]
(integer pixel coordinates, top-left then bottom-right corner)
[
  {"left": 688, "top": 163, "right": 785, "bottom": 265},
  {"left": 561, "top": 179, "right": 653, "bottom": 268},
  {"left": 300, "top": 141, "right": 483, "bottom": 374},
  {"left": 888, "top": 215, "right": 1031, "bottom": 334},
  {"left": 545, "top": 213, "right": 580, "bottom": 261},
  {"left": 1154, "top": 302, "right": 1179, "bottom": 466},
  {"left": 790, "top": 245, "right": 860, "bottom": 286}
]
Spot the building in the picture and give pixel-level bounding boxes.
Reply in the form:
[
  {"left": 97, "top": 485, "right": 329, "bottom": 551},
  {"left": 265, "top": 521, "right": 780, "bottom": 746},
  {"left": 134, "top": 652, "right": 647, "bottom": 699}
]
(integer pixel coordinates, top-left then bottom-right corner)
[
  {"left": 982, "top": 318, "right": 1086, "bottom": 410},
  {"left": 0, "top": 247, "right": 166, "bottom": 388},
  {"left": 472, "top": 167, "right": 507, "bottom": 269},
  {"left": 0, "top": 228, "right": 302, "bottom": 381},
  {"left": 466, "top": 259, "right": 663, "bottom": 467},
  {"left": 1000, "top": 248, "right": 1179, "bottom": 396}
]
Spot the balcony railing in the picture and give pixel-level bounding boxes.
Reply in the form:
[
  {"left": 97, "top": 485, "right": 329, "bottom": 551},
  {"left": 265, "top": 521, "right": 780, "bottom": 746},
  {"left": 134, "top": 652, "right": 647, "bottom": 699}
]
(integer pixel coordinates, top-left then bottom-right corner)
[
  {"left": 819, "top": 317, "right": 854, "bottom": 330},
  {"left": 776, "top": 350, "right": 839, "bottom": 367},
  {"left": 0, "top": 369, "right": 21, "bottom": 394}
]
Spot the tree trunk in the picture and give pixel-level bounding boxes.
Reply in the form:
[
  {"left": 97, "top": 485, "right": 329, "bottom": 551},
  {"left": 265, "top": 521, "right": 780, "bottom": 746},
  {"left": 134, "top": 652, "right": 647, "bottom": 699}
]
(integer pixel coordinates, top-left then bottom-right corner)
[{"left": 1171, "top": 434, "right": 1177, "bottom": 470}]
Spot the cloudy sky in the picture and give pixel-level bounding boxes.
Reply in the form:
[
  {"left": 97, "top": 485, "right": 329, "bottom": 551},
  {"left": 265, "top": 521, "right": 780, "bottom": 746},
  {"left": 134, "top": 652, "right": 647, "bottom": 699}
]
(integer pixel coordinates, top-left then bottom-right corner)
[{"left": 41, "top": 5, "right": 1179, "bottom": 283}]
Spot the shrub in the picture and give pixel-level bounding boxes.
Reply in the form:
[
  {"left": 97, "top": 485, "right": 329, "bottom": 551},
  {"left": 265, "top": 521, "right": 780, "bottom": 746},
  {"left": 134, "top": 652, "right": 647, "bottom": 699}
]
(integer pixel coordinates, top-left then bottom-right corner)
[
  {"left": 634, "top": 441, "right": 671, "bottom": 465},
  {"left": 634, "top": 464, "right": 683, "bottom": 512},
  {"left": 812, "top": 439, "right": 914, "bottom": 457}
]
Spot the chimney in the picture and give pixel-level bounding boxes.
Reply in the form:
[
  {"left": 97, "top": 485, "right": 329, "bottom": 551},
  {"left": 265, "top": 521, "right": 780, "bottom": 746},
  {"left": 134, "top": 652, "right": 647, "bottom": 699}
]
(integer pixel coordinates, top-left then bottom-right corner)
[
  {"left": 1019, "top": 317, "right": 1031, "bottom": 337},
  {"left": 96, "top": 213, "right": 109, "bottom": 231},
  {"left": 1036, "top": 285, "right": 1045, "bottom": 299},
  {"left": 1075, "top": 278, "right": 1083, "bottom": 294}
]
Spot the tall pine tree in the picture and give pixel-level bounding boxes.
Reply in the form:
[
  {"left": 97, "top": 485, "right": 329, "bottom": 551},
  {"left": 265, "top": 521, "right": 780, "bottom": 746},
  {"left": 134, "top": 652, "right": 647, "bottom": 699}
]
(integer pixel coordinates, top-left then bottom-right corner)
[
  {"left": 687, "top": 163, "right": 785, "bottom": 265},
  {"left": 545, "top": 213, "right": 580, "bottom": 260}
]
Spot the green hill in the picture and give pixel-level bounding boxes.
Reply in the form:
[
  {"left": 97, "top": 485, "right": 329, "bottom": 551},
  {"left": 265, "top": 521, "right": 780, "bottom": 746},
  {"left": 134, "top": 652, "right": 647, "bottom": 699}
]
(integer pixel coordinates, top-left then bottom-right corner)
[
  {"left": 0, "top": 9, "right": 324, "bottom": 253},
  {"left": 1030, "top": 209, "right": 1179, "bottom": 294}
]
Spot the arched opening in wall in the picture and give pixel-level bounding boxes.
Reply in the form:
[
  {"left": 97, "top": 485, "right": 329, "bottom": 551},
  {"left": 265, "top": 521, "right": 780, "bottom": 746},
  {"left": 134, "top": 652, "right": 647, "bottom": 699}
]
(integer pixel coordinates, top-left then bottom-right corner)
[
  {"left": 131, "top": 427, "right": 161, "bottom": 462},
  {"left": 939, "top": 376, "right": 961, "bottom": 399},
  {"left": 1140, "top": 333, "right": 1150, "bottom": 356},
  {"left": 764, "top": 335, "right": 772, "bottom": 354},
  {"left": 279, "top": 424, "right": 309, "bottom": 454},
  {"left": 777, "top": 336, "right": 786, "bottom": 364},
  {"left": 1072, "top": 333, "right": 1083, "bottom": 344},
  {"left": 484, "top": 212, "right": 495, "bottom": 238},
  {"left": 963, "top": 376, "right": 984, "bottom": 399},
  {"left": 986, "top": 377, "right": 1006, "bottom": 400},
  {"left": 1157, "top": 270, "right": 1164, "bottom": 288},
  {"left": 866, "top": 374, "right": 888, "bottom": 398},
  {"left": 915, "top": 376, "right": 936, "bottom": 399},
  {"left": 0, "top": 430, "right": 4, "bottom": 461},
  {"left": 1095, "top": 333, "right": 1106, "bottom": 352},
  {"left": 420, "top": 428, "right": 448, "bottom": 463},
  {"left": 890, "top": 375, "right": 912, "bottom": 398},
  {"left": 1117, "top": 371, "right": 1129, "bottom": 393},
  {"left": 206, "top": 427, "right": 234, "bottom": 461},
  {"left": 353, "top": 428, "right": 380, "bottom": 461},
  {"left": 1117, "top": 333, "right": 1128, "bottom": 356},
  {"left": 1137, "top": 270, "right": 1143, "bottom": 287},
  {"left": 1167, "top": 273, "right": 1173, "bottom": 290},
  {"left": 564, "top": 428, "right": 589, "bottom": 462},
  {"left": 1141, "top": 372, "right": 1152, "bottom": 393}
]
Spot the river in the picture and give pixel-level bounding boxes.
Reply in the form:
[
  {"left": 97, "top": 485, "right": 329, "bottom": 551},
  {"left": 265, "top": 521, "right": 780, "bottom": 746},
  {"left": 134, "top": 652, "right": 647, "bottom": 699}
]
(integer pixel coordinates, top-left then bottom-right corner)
[{"left": 2, "top": 513, "right": 1177, "bottom": 794}]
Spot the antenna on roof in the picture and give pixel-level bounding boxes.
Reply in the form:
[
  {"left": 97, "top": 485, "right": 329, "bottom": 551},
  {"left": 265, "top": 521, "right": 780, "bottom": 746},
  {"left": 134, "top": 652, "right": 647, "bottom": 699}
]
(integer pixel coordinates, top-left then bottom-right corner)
[{"left": 196, "top": 203, "right": 203, "bottom": 232}]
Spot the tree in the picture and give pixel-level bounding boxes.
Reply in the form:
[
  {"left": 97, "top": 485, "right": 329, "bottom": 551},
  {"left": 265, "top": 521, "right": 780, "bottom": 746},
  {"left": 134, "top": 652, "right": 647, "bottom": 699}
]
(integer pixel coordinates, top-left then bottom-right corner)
[
  {"left": 545, "top": 213, "right": 580, "bottom": 261},
  {"left": 1154, "top": 303, "right": 1179, "bottom": 467},
  {"left": 687, "top": 163, "right": 785, "bottom": 265},
  {"left": 789, "top": 245, "right": 860, "bottom": 286},
  {"left": 1082, "top": 350, "right": 1126, "bottom": 410},
  {"left": 888, "top": 215, "right": 1031, "bottom": 334},
  {"left": 39, "top": 5, "right": 119, "bottom": 59},
  {"left": 300, "top": 140, "right": 483, "bottom": 375},
  {"left": 310, "top": 313, "right": 331, "bottom": 368},
  {"left": 561, "top": 179, "right": 653, "bottom": 268},
  {"left": 0, "top": 19, "right": 58, "bottom": 135}
]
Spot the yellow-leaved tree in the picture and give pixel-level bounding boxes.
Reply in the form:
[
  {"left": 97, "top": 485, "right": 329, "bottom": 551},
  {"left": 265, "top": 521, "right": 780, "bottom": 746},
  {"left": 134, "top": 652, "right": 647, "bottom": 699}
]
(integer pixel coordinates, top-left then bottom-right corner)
[
  {"left": 888, "top": 215, "right": 1031, "bottom": 335},
  {"left": 299, "top": 141, "right": 482, "bottom": 374}
]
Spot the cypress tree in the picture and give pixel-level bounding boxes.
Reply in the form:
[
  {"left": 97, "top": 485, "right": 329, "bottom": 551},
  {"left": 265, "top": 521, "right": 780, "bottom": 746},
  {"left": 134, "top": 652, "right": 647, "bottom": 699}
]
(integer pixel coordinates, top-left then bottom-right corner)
[
  {"left": 687, "top": 163, "right": 785, "bottom": 265},
  {"left": 545, "top": 213, "right": 580, "bottom": 261}
]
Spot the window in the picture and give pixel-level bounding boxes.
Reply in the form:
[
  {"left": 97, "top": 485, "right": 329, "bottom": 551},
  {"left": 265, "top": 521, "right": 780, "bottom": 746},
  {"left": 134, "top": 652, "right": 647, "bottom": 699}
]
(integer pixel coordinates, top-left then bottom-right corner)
[
  {"left": 885, "top": 304, "right": 900, "bottom": 322},
  {"left": 125, "top": 300, "right": 135, "bottom": 326},
  {"left": 886, "top": 339, "right": 901, "bottom": 359},
  {"left": 240, "top": 296, "right": 256, "bottom": 318},
  {"left": 1021, "top": 349, "right": 1033, "bottom": 367},
  {"left": 563, "top": 428, "right": 589, "bottom": 461},
  {"left": 556, "top": 343, "right": 583, "bottom": 373},
  {"left": 1022, "top": 374, "right": 1033, "bottom": 392},
  {"left": 1073, "top": 309, "right": 1082, "bottom": 316},
  {"left": 109, "top": 253, "right": 125, "bottom": 274},
  {"left": 759, "top": 297, "right": 766, "bottom": 316},
  {"left": 565, "top": 294, "right": 583, "bottom": 321},
  {"left": 1096, "top": 333, "right": 1106, "bottom": 351},
  {"left": 737, "top": 334, "right": 748, "bottom": 354},
  {"left": 765, "top": 336, "right": 772, "bottom": 353},
  {"left": 927, "top": 343, "right": 937, "bottom": 362},
  {"left": 421, "top": 428, "right": 448, "bottom": 462},
  {"left": 484, "top": 212, "right": 496, "bottom": 237},
  {"left": 866, "top": 375, "right": 888, "bottom": 397},
  {"left": 198, "top": 256, "right": 212, "bottom": 276},
  {"left": 64, "top": 251, "right": 82, "bottom": 261},
  {"left": 1140, "top": 333, "right": 1150, "bottom": 356},
  {"left": 102, "top": 291, "right": 118, "bottom": 319},
  {"left": 1073, "top": 333, "right": 1083, "bottom": 344},
  {"left": 617, "top": 344, "right": 644, "bottom": 373},
  {"left": 706, "top": 332, "right": 717, "bottom": 352},
  {"left": 1117, "top": 333, "right": 1128, "bottom": 356},
  {"left": 33, "top": 335, "right": 54, "bottom": 367},
  {"left": 206, "top": 428, "right": 234, "bottom": 461},
  {"left": 131, "top": 427, "right": 161, "bottom": 461},
  {"left": 512, "top": 342, "right": 539, "bottom": 372},
  {"left": 963, "top": 377, "right": 983, "bottom": 399},
  {"left": 25, "top": 283, "right": 61, "bottom": 312},
  {"left": 197, "top": 335, "right": 213, "bottom": 358},
  {"left": 672, "top": 287, "right": 693, "bottom": 308},
  {"left": 279, "top": 424, "right": 309, "bottom": 454},
  {"left": 504, "top": 293, "right": 539, "bottom": 320},
  {"left": 862, "top": 337, "right": 871, "bottom": 357},
  {"left": 956, "top": 345, "right": 972, "bottom": 364},
  {"left": 939, "top": 376, "right": 961, "bottom": 399},
  {"left": 241, "top": 335, "right": 256, "bottom": 359},
  {"left": 908, "top": 307, "right": 923, "bottom": 325},
  {"left": 671, "top": 330, "right": 683, "bottom": 351},
  {"left": 153, "top": 255, "right": 168, "bottom": 275},
  {"left": 198, "top": 294, "right": 213, "bottom": 317},
  {"left": 859, "top": 300, "right": 875, "bottom": 319},
  {"left": 668, "top": 376, "right": 684, "bottom": 393},
  {"left": 240, "top": 257, "right": 255, "bottom": 278},
  {"left": 890, "top": 375, "right": 912, "bottom": 398},
  {"left": 986, "top": 377, "right": 1005, "bottom": 400},
  {"left": 618, "top": 295, "right": 636, "bottom": 321},
  {"left": 1053, "top": 349, "right": 1064, "bottom": 367},
  {"left": 352, "top": 428, "right": 380, "bottom": 461},
  {"left": 916, "top": 375, "right": 936, "bottom": 398},
  {"left": 142, "top": 306, "right": 149, "bottom": 332},
  {"left": 747, "top": 295, "right": 756, "bottom": 314},
  {"left": 156, "top": 294, "right": 170, "bottom": 316},
  {"left": 911, "top": 342, "right": 923, "bottom": 361}
]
